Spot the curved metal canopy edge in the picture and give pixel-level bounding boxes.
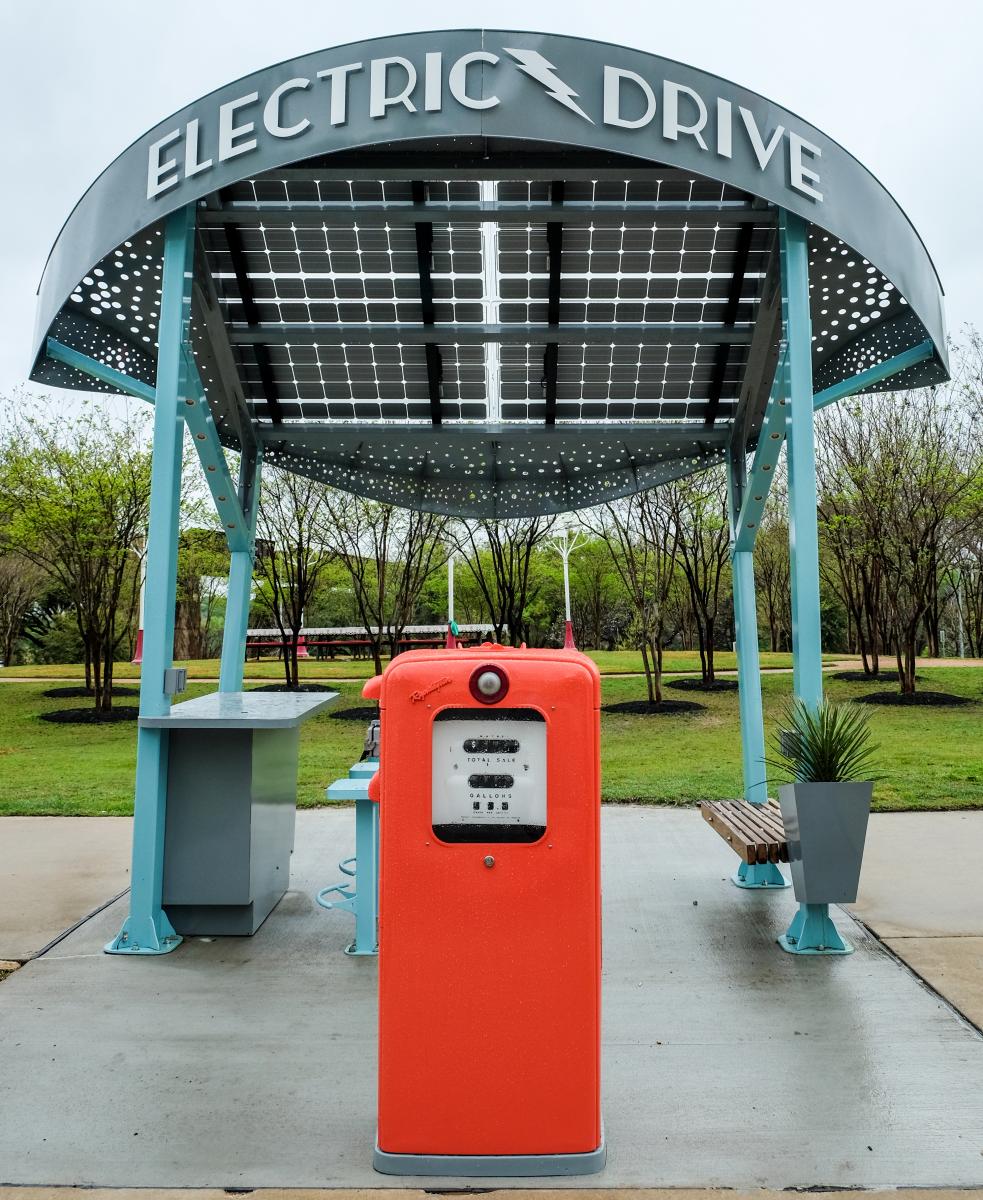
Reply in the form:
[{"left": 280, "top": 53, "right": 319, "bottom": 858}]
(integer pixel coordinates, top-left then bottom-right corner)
[{"left": 29, "top": 29, "right": 949, "bottom": 517}]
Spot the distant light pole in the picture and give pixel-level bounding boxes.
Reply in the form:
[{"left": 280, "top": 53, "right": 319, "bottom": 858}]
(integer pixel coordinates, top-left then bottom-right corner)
[
  {"left": 549, "top": 524, "right": 587, "bottom": 650},
  {"left": 445, "top": 553, "right": 459, "bottom": 649},
  {"left": 131, "top": 537, "right": 146, "bottom": 665}
]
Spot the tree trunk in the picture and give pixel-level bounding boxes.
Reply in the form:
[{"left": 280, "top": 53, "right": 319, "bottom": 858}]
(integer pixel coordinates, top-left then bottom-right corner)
[
  {"left": 896, "top": 628, "right": 917, "bottom": 695},
  {"left": 282, "top": 635, "right": 293, "bottom": 688},
  {"left": 372, "top": 641, "right": 384, "bottom": 676},
  {"left": 696, "top": 622, "right": 709, "bottom": 684},
  {"left": 289, "top": 636, "right": 300, "bottom": 689},
  {"left": 705, "top": 619, "right": 715, "bottom": 684},
  {"left": 639, "top": 640, "right": 656, "bottom": 704},
  {"left": 90, "top": 635, "right": 103, "bottom": 710},
  {"left": 101, "top": 647, "right": 114, "bottom": 713},
  {"left": 649, "top": 635, "right": 663, "bottom": 703}
]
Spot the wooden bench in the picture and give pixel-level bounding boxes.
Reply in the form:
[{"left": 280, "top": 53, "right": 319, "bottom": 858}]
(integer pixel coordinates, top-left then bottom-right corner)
[{"left": 700, "top": 798, "right": 788, "bottom": 868}]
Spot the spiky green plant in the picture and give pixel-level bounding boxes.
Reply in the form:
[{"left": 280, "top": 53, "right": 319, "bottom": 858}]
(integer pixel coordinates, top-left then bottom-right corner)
[{"left": 770, "top": 698, "right": 879, "bottom": 784}]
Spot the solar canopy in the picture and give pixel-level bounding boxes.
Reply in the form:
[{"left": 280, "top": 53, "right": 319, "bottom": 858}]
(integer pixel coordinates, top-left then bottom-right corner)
[{"left": 31, "top": 31, "right": 948, "bottom": 517}]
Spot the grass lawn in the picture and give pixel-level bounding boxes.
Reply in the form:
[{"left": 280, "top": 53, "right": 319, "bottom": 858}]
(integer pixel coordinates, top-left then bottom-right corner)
[
  {"left": 3, "top": 647, "right": 831, "bottom": 682},
  {"left": 0, "top": 666, "right": 980, "bottom": 816}
]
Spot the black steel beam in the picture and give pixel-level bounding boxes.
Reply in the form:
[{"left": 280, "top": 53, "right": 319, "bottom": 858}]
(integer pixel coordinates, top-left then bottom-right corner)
[
  {"left": 191, "top": 235, "right": 258, "bottom": 456},
  {"left": 542, "top": 342, "right": 559, "bottom": 425},
  {"left": 424, "top": 342, "right": 443, "bottom": 426},
  {"left": 245, "top": 160, "right": 754, "bottom": 184},
  {"left": 260, "top": 420, "right": 732, "bottom": 451},
  {"left": 412, "top": 181, "right": 442, "bottom": 424},
  {"left": 704, "top": 221, "right": 755, "bottom": 428},
  {"left": 543, "top": 189, "right": 564, "bottom": 425},
  {"left": 199, "top": 203, "right": 772, "bottom": 230},
  {"left": 730, "top": 246, "right": 783, "bottom": 454},
  {"left": 230, "top": 324, "right": 753, "bottom": 348},
  {"left": 222, "top": 216, "right": 282, "bottom": 424}
]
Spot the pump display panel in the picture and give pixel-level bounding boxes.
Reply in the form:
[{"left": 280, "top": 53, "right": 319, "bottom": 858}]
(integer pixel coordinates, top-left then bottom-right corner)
[{"left": 432, "top": 709, "right": 546, "bottom": 843}]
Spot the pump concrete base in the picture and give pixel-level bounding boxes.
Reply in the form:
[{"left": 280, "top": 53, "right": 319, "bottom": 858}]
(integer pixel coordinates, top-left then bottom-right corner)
[{"left": 373, "top": 1132, "right": 606, "bottom": 1177}]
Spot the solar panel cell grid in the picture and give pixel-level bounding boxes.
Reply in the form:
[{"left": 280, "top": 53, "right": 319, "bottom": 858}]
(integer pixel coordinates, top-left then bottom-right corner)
[{"left": 49, "top": 171, "right": 913, "bottom": 435}]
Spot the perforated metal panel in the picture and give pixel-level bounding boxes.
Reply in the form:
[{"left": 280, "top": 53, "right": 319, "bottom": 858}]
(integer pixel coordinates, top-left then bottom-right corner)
[
  {"left": 30, "top": 145, "right": 948, "bottom": 517},
  {"left": 260, "top": 422, "right": 728, "bottom": 518}
]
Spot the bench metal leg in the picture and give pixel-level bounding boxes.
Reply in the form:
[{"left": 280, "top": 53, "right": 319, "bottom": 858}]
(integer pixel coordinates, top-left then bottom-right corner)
[
  {"left": 779, "top": 902, "right": 852, "bottom": 954},
  {"left": 317, "top": 793, "right": 379, "bottom": 956},
  {"left": 347, "top": 793, "right": 379, "bottom": 956},
  {"left": 733, "top": 860, "right": 790, "bottom": 889}
]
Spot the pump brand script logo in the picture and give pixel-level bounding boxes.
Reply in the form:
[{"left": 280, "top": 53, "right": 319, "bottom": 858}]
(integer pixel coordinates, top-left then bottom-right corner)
[
  {"left": 410, "top": 677, "right": 454, "bottom": 703},
  {"left": 147, "top": 42, "right": 824, "bottom": 203}
]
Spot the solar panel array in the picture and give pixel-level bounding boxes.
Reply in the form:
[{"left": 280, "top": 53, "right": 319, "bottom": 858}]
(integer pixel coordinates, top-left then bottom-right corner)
[
  {"left": 33, "top": 162, "right": 941, "bottom": 516},
  {"left": 198, "top": 174, "right": 772, "bottom": 424}
]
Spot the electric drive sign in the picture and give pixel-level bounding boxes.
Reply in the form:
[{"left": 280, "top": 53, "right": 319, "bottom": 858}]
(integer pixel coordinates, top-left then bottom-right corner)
[
  {"left": 145, "top": 36, "right": 824, "bottom": 204},
  {"left": 38, "top": 29, "right": 948, "bottom": 363}
]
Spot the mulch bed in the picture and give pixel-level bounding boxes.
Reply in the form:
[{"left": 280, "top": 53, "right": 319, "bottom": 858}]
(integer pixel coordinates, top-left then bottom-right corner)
[
  {"left": 855, "top": 690, "right": 973, "bottom": 707},
  {"left": 832, "top": 670, "right": 922, "bottom": 684},
  {"left": 40, "top": 707, "right": 139, "bottom": 724},
  {"left": 601, "top": 698, "right": 706, "bottom": 716},
  {"left": 42, "top": 685, "right": 138, "bottom": 699},
  {"left": 248, "top": 683, "right": 338, "bottom": 694},
  {"left": 330, "top": 706, "right": 381, "bottom": 722},
  {"left": 667, "top": 677, "right": 738, "bottom": 693}
]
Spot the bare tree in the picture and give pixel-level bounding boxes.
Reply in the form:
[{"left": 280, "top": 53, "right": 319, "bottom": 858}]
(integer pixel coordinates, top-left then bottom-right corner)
[
  {"left": 754, "top": 493, "right": 792, "bottom": 654},
  {"left": 816, "top": 389, "right": 979, "bottom": 693},
  {"left": 568, "top": 537, "right": 630, "bottom": 650},
  {"left": 582, "top": 489, "right": 678, "bottom": 703},
  {"left": 321, "top": 492, "right": 451, "bottom": 674},
  {"left": 0, "top": 554, "right": 46, "bottom": 666},
  {"left": 458, "top": 517, "right": 557, "bottom": 646},
  {"left": 254, "top": 469, "right": 333, "bottom": 688},
  {"left": 0, "top": 403, "right": 151, "bottom": 710},
  {"left": 175, "top": 529, "right": 229, "bottom": 660},
  {"left": 666, "top": 471, "right": 731, "bottom": 683},
  {"left": 817, "top": 414, "right": 888, "bottom": 675}
]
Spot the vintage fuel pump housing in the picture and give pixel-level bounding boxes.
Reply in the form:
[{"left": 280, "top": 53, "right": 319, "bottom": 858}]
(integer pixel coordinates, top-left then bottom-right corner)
[{"left": 364, "top": 644, "right": 604, "bottom": 1176}]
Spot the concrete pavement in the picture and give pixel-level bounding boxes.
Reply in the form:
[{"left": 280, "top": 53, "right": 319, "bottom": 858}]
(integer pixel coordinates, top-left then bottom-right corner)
[
  {"left": 1, "top": 807, "right": 983, "bottom": 1188},
  {"left": 0, "top": 817, "right": 132, "bottom": 961},
  {"left": 3, "top": 1192, "right": 983, "bottom": 1200},
  {"left": 846, "top": 811, "right": 983, "bottom": 1028}
]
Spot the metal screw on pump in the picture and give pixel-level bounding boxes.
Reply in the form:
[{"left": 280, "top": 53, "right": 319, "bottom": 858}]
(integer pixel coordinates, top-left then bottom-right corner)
[{"left": 484, "top": 856, "right": 495, "bottom": 868}]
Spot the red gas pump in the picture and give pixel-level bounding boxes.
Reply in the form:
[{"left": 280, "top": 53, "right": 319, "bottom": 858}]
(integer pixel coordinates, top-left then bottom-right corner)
[{"left": 364, "top": 644, "right": 604, "bottom": 1176}]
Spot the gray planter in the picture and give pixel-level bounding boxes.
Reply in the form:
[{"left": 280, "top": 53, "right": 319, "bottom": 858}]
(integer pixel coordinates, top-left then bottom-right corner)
[{"left": 778, "top": 782, "right": 872, "bottom": 904}]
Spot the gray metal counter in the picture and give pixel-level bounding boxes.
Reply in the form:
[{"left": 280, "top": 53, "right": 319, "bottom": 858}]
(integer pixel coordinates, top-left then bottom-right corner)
[
  {"left": 155, "top": 690, "right": 338, "bottom": 935},
  {"left": 140, "top": 689, "right": 338, "bottom": 728}
]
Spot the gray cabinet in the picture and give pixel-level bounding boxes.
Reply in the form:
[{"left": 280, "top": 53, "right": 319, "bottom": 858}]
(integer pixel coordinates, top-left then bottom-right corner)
[{"left": 139, "top": 691, "right": 338, "bottom": 935}]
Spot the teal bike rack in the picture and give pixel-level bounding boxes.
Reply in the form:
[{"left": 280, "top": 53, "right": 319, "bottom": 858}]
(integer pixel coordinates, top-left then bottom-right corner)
[{"left": 318, "top": 759, "right": 379, "bottom": 956}]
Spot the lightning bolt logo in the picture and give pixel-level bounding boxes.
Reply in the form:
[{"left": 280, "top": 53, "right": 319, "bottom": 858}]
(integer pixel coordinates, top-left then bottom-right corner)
[{"left": 502, "top": 48, "right": 594, "bottom": 124}]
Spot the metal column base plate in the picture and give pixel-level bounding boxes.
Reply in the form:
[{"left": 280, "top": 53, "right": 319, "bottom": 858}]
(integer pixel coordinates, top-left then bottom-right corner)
[
  {"left": 732, "top": 860, "right": 791, "bottom": 889},
  {"left": 104, "top": 913, "right": 182, "bottom": 956},
  {"left": 779, "top": 902, "right": 854, "bottom": 955},
  {"left": 373, "top": 1133, "right": 606, "bottom": 1177}
]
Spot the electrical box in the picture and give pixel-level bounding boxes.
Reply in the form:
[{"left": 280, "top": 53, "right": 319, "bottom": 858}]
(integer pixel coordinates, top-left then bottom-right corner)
[{"left": 364, "top": 645, "right": 604, "bottom": 1177}]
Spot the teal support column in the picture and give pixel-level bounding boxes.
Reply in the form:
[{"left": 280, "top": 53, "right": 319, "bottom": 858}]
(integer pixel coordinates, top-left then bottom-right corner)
[
  {"left": 778, "top": 211, "right": 848, "bottom": 952},
  {"left": 219, "top": 448, "right": 263, "bottom": 692},
  {"left": 105, "top": 205, "right": 196, "bottom": 956},
  {"left": 781, "top": 211, "right": 824, "bottom": 712},
  {"left": 726, "top": 452, "right": 789, "bottom": 890}
]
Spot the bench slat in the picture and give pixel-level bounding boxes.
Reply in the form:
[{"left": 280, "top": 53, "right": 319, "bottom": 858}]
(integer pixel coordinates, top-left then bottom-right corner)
[
  {"left": 701, "top": 803, "right": 756, "bottom": 863},
  {"left": 711, "top": 801, "right": 781, "bottom": 864},
  {"left": 700, "top": 799, "right": 788, "bottom": 865}
]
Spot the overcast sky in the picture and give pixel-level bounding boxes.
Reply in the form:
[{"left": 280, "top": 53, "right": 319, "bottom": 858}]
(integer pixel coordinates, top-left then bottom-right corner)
[{"left": 1, "top": 0, "right": 980, "bottom": 405}]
